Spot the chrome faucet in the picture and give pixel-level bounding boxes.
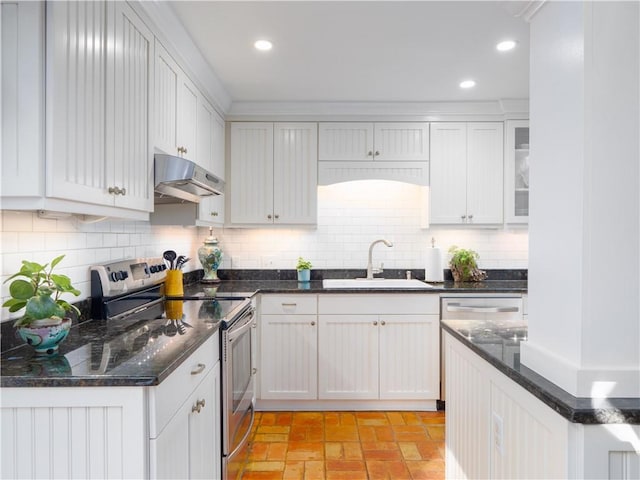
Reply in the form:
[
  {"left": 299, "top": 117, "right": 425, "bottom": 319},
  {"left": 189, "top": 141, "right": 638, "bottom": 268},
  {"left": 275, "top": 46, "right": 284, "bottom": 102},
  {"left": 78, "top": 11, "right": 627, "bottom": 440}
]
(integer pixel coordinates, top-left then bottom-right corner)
[{"left": 366, "top": 239, "right": 393, "bottom": 279}]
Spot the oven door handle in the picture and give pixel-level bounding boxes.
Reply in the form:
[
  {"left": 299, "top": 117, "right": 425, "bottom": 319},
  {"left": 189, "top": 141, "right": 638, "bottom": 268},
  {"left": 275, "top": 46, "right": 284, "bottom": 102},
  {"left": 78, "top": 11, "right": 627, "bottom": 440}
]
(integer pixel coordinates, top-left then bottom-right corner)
[
  {"left": 227, "top": 308, "right": 255, "bottom": 343},
  {"left": 227, "top": 402, "right": 255, "bottom": 459}
]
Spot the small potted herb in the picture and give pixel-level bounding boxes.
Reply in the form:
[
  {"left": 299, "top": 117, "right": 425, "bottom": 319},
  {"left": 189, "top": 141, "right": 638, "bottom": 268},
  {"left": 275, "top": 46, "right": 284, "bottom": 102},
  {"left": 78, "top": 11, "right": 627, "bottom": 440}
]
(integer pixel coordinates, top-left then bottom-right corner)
[
  {"left": 296, "top": 257, "right": 313, "bottom": 282},
  {"left": 2, "top": 255, "right": 80, "bottom": 354},
  {"left": 448, "top": 246, "right": 487, "bottom": 282}
]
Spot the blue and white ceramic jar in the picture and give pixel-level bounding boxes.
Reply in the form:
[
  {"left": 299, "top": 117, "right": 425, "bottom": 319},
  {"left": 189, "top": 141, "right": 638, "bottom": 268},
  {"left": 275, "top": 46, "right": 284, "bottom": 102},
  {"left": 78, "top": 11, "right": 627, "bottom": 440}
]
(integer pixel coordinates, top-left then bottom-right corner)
[{"left": 198, "top": 227, "right": 223, "bottom": 283}]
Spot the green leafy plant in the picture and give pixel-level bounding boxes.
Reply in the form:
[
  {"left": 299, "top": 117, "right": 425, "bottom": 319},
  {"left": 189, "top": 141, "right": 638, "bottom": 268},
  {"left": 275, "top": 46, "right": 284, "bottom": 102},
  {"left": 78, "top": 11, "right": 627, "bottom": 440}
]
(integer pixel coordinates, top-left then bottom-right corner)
[
  {"left": 448, "top": 246, "right": 487, "bottom": 282},
  {"left": 296, "top": 257, "right": 313, "bottom": 271},
  {"left": 3, "top": 255, "right": 81, "bottom": 327}
]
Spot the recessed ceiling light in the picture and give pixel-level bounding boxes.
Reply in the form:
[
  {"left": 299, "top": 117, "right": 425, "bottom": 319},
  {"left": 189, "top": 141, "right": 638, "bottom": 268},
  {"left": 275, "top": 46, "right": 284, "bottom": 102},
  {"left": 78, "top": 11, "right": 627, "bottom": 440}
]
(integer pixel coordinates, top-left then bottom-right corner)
[
  {"left": 496, "top": 40, "right": 517, "bottom": 52},
  {"left": 254, "top": 40, "right": 273, "bottom": 51},
  {"left": 459, "top": 80, "right": 476, "bottom": 89}
]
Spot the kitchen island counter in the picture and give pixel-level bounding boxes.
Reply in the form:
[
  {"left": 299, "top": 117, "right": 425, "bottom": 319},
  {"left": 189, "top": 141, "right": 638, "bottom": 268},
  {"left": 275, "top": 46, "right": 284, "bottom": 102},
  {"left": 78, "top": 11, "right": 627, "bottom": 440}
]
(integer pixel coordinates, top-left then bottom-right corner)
[{"left": 441, "top": 319, "right": 640, "bottom": 424}]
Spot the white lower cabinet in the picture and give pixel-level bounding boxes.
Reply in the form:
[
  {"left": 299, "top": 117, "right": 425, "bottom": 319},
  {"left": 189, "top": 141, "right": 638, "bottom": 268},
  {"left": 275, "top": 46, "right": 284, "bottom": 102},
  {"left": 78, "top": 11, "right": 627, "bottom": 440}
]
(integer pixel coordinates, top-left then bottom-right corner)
[
  {"left": 149, "top": 333, "right": 221, "bottom": 480},
  {"left": 257, "top": 293, "right": 440, "bottom": 408},
  {"left": 318, "top": 295, "right": 440, "bottom": 402},
  {"left": 150, "top": 366, "right": 220, "bottom": 479},
  {"left": 318, "top": 314, "right": 379, "bottom": 399},
  {"left": 1, "top": 333, "right": 222, "bottom": 480},
  {"left": 259, "top": 295, "right": 318, "bottom": 400}
]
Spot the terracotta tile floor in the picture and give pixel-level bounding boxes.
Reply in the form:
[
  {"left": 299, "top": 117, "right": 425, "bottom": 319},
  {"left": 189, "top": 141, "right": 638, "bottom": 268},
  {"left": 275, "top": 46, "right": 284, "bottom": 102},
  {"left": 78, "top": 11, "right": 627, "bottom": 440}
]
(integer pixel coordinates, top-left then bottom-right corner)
[{"left": 240, "top": 411, "right": 445, "bottom": 480}]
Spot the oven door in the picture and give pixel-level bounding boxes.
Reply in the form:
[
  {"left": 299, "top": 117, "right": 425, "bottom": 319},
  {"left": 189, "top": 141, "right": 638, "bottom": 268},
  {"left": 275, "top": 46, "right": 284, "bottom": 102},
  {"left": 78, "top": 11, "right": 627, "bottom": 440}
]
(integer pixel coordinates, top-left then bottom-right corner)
[{"left": 222, "top": 306, "right": 256, "bottom": 476}]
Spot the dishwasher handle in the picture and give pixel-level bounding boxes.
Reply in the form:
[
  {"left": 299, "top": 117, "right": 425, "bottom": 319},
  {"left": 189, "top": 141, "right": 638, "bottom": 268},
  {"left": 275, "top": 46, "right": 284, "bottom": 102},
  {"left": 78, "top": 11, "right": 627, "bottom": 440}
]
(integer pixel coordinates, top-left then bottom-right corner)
[{"left": 446, "top": 303, "right": 520, "bottom": 313}]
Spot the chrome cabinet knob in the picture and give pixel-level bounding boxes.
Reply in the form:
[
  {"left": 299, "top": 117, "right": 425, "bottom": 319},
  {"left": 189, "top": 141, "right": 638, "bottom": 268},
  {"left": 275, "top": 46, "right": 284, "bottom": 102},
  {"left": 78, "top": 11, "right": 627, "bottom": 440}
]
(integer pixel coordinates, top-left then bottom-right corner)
[
  {"left": 381, "top": 320, "right": 386, "bottom": 326},
  {"left": 211, "top": 211, "right": 218, "bottom": 217},
  {"left": 373, "top": 321, "right": 378, "bottom": 326},
  {"left": 108, "top": 186, "right": 125, "bottom": 195},
  {"left": 120, "top": 187, "right": 126, "bottom": 196}
]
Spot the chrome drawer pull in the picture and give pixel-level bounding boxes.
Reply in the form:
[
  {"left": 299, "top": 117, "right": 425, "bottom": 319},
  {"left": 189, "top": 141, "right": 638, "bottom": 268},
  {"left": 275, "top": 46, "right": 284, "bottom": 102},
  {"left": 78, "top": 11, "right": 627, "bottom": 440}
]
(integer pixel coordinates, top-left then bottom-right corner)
[{"left": 190, "top": 363, "right": 206, "bottom": 375}]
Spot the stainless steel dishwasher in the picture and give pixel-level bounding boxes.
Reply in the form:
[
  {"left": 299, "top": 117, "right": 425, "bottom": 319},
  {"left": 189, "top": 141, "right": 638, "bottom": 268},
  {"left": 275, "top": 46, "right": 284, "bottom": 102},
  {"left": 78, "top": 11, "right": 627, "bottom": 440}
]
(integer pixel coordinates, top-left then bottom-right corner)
[{"left": 440, "top": 294, "right": 524, "bottom": 401}]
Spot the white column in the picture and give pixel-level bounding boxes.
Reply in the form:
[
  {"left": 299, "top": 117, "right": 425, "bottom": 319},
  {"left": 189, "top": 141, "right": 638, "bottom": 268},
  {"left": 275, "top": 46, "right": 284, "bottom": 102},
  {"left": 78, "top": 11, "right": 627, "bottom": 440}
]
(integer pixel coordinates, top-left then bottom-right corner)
[{"left": 522, "top": 1, "right": 640, "bottom": 398}]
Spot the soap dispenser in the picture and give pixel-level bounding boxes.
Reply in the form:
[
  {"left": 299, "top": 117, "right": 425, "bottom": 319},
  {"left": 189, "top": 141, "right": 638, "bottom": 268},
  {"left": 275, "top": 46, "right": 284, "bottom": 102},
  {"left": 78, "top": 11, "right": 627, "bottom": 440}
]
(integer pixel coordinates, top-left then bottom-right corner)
[{"left": 198, "top": 227, "right": 223, "bottom": 283}]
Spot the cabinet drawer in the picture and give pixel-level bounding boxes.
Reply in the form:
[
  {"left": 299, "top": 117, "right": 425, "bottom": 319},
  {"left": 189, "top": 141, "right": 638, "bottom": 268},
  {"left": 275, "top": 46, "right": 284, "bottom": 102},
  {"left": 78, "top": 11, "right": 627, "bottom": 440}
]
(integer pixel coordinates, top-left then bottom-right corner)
[
  {"left": 318, "top": 294, "right": 439, "bottom": 315},
  {"left": 261, "top": 294, "right": 317, "bottom": 315},
  {"left": 148, "top": 331, "right": 218, "bottom": 438}
]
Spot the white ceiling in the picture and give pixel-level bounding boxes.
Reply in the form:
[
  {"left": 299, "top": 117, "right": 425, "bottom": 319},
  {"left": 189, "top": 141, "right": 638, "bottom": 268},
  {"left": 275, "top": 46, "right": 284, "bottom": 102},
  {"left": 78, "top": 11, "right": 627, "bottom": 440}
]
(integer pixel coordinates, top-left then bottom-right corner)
[{"left": 169, "top": 1, "right": 530, "bottom": 104}]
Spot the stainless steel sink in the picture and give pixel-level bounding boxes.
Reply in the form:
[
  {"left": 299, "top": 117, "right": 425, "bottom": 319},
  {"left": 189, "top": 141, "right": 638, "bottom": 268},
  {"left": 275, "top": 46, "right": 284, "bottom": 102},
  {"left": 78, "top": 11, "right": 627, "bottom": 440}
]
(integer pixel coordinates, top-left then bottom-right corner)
[{"left": 322, "top": 278, "right": 434, "bottom": 289}]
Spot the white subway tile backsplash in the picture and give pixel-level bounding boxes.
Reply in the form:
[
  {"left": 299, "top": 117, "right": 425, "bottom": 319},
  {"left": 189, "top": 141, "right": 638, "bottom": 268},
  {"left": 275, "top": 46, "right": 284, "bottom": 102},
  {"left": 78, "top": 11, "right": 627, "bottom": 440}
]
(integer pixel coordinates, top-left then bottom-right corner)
[{"left": 1, "top": 181, "right": 528, "bottom": 321}]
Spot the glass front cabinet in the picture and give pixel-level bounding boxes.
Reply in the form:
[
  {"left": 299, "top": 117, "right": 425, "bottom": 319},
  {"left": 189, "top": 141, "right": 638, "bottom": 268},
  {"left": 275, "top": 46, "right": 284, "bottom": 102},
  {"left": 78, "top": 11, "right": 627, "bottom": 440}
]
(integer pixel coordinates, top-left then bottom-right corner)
[{"left": 504, "top": 120, "right": 530, "bottom": 223}]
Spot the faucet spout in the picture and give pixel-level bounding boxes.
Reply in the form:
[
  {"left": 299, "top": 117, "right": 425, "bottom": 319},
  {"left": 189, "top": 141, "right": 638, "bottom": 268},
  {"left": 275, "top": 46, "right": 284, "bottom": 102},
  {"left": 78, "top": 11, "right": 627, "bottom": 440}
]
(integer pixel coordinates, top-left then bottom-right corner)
[{"left": 366, "top": 239, "right": 393, "bottom": 279}]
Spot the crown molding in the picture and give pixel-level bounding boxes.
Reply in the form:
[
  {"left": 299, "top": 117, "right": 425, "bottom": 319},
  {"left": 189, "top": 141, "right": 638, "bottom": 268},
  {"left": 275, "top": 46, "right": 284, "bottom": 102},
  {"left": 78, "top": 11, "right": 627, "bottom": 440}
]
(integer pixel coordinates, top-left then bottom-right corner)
[{"left": 226, "top": 99, "right": 529, "bottom": 122}]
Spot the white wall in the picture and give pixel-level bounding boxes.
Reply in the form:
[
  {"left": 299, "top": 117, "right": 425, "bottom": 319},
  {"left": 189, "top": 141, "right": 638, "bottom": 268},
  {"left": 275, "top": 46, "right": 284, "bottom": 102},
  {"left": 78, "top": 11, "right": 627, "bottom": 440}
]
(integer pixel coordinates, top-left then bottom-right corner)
[{"left": 1, "top": 181, "right": 528, "bottom": 322}]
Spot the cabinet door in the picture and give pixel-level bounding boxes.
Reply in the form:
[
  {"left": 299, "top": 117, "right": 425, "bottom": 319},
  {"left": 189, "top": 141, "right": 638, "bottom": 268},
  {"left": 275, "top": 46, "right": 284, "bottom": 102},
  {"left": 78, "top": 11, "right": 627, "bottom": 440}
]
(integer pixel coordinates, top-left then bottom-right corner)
[
  {"left": 154, "top": 41, "right": 179, "bottom": 156},
  {"left": 273, "top": 123, "right": 318, "bottom": 224},
  {"left": 188, "top": 367, "right": 219, "bottom": 479},
  {"left": 196, "top": 98, "right": 224, "bottom": 225},
  {"left": 178, "top": 74, "right": 198, "bottom": 159},
  {"left": 112, "top": 1, "right": 153, "bottom": 212},
  {"left": 466, "top": 122, "right": 504, "bottom": 224},
  {"left": 151, "top": 367, "right": 220, "bottom": 480},
  {"left": 260, "top": 314, "right": 318, "bottom": 400},
  {"left": 318, "top": 315, "right": 379, "bottom": 400},
  {"left": 229, "top": 123, "right": 274, "bottom": 224},
  {"left": 429, "top": 122, "right": 468, "bottom": 224},
  {"left": 46, "top": 1, "right": 113, "bottom": 206},
  {"left": 504, "top": 120, "right": 530, "bottom": 223},
  {"left": 318, "top": 122, "right": 374, "bottom": 161},
  {"left": 207, "top": 112, "right": 226, "bottom": 224},
  {"left": 379, "top": 315, "right": 440, "bottom": 400},
  {"left": 1, "top": 1, "right": 44, "bottom": 198},
  {"left": 374, "top": 123, "right": 430, "bottom": 161}
]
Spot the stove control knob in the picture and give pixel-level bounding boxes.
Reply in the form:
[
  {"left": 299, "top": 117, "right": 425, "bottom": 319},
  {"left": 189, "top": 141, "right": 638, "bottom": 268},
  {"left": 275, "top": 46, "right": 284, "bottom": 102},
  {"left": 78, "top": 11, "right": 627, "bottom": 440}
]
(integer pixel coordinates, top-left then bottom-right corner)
[
  {"left": 110, "top": 272, "right": 118, "bottom": 282},
  {"left": 160, "top": 264, "right": 167, "bottom": 271},
  {"left": 120, "top": 271, "right": 129, "bottom": 280},
  {"left": 150, "top": 265, "right": 157, "bottom": 273}
]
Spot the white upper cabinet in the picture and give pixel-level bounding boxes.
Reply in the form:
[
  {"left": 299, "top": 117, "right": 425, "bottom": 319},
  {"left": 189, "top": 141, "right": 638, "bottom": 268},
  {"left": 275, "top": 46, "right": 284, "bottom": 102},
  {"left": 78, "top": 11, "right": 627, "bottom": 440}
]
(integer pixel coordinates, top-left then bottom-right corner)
[
  {"left": 46, "top": 1, "right": 110, "bottom": 207},
  {"left": 154, "top": 41, "right": 198, "bottom": 160},
  {"left": 196, "top": 98, "right": 225, "bottom": 225},
  {"left": 430, "top": 122, "right": 504, "bottom": 225},
  {"left": 1, "top": 1, "right": 44, "bottom": 199},
  {"left": 319, "top": 123, "right": 374, "bottom": 161},
  {"left": 319, "top": 122, "right": 429, "bottom": 161},
  {"left": 112, "top": 1, "right": 154, "bottom": 212},
  {"left": 46, "top": 1, "right": 153, "bottom": 216},
  {"left": 504, "top": 120, "right": 530, "bottom": 224},
  {"left": 229, "top": 122, "right": 317, "bottom": 225}
]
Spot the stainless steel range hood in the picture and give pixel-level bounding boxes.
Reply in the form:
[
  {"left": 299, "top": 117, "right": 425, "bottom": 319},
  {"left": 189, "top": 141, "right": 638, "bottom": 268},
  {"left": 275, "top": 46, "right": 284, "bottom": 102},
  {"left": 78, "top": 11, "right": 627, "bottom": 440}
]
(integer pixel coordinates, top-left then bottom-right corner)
[{"left": 154, "top": 154, "right": 224, "bottom": 204}]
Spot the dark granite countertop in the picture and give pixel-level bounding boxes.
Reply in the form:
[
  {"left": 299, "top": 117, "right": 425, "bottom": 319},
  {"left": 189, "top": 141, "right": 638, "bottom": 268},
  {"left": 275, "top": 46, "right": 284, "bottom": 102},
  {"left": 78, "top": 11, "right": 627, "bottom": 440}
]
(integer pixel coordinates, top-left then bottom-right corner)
[
  {"left": 182, "top": 268, "right": 528, "bottom": 296},
  {"left": 441, "top": 319, "right": 640, "bottom": 425},
  {"left": 1, "top": 268, "right": 526, "bottom": 388},
  {"left": 1, "top": 300, "right": 226, "bottom": 388}
]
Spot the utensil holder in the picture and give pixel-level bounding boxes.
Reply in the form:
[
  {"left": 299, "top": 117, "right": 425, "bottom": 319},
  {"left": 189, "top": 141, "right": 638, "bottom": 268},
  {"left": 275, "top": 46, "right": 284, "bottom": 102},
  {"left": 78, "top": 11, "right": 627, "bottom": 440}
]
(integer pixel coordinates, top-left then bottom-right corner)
[
  {"left": 165, "top": 270, "right": 184, "bottom": 296},
  {"left": 165, "top": 300, "right": 184, "bottom": 320}
]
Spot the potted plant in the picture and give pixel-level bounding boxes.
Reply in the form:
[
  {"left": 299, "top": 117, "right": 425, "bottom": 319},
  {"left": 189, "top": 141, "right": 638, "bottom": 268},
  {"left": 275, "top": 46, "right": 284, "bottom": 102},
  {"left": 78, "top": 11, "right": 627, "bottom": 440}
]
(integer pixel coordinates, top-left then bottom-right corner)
[
  {"left": 448, "top": 246, "right": 487, "bottom": 282},
  {"left": 2, "top": 255, "right": 80, "bottom": 354},
  {"left": 296, "top": 257, "right": 313, "bottom": 282}
]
